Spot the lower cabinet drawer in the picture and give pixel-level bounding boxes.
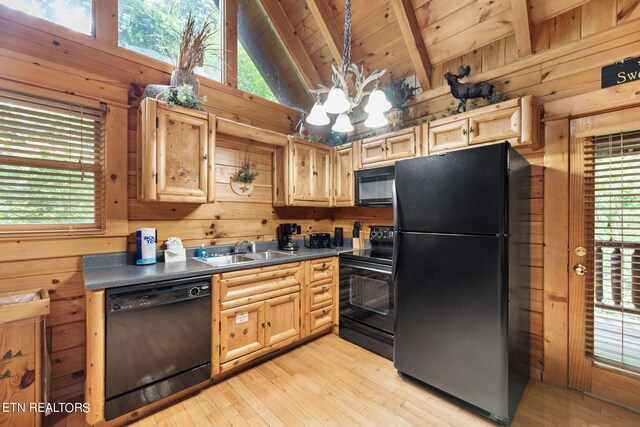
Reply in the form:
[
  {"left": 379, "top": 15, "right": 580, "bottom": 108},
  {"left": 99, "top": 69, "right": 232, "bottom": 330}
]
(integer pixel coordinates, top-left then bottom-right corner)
[
  {"left": 311, "top": 258, "right": 334, "bottom": 282},
  {"left": 309, "top": 305, "right": 333, "bottom": 333},
  {"left": 309, "top": 283, "right": 333, "bottom": 311}
]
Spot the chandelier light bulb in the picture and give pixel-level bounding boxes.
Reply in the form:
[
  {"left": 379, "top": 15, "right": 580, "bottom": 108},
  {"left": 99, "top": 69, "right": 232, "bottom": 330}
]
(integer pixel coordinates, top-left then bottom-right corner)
[
  {"left": 364, "top": 109, "right": 389, "bottom": 129},
  {"left": 332, "top": 112, "right": 354, "bottom": 133},
  {"left": 306, "top": 100, "right": 330, "bottom": 126},
  {"left": 324, "top": 86, "right": 350, "bottom": 114},
  {"left": 364, "top": 88, "right": 392, "bottom": 113}
]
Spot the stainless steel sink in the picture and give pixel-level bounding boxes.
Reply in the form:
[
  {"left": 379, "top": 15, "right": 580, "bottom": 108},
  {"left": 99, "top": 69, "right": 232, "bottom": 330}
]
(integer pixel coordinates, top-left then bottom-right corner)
[
  {"left": 193, "top": 254, "right": 255, "bottom": 267},
  {"left": 242, "top": 250, "right": 297, "bottom": 261}
]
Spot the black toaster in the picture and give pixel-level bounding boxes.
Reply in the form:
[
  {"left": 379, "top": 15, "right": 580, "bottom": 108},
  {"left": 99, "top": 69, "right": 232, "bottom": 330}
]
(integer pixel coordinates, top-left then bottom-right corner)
[{"left": 304, "top": 232, "right": 331, "bottom": 249}]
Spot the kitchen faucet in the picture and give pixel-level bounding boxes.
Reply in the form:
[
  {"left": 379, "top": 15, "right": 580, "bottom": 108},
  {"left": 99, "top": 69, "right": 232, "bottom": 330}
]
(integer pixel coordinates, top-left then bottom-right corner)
[{"left": 232, "top": 240, "right": 255, "bottom": 253}]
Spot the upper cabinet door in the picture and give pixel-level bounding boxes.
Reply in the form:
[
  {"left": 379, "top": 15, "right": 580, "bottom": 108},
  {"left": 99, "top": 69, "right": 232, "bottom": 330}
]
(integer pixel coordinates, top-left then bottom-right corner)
[
  {"left": 335, "top": 145, "right": 354, "bottom": 206},
  {"left": 468, "top": 108, "right": 521, "bottom": 146},
  {"left": 428, "top": 119, "right": 469, "bottom": 153},
  {"left": 138, "top": 99, "right": 214, "bottom": 203},
  {"left": 292, "top": 142, "right": 315, "bottom": 201},
  {"left": 156, "top": 108, "right": 209, "bottom": 202},
  {"left": 385, "top": 131, "right": 417, "bottom": 160},
  {"left": 313, "top": 147, "right": 332, "bottom": 202},
  {"left": 361, "top": 138, "right": 387, "bottom": 165}
]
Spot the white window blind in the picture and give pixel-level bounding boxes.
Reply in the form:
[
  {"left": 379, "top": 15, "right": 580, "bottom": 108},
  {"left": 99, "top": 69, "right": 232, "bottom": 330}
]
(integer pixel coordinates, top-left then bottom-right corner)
[
  {"left": 0, "top": 90, "right": 106, "bottom": 234},
  {"left": 584, "top": 130, "right": 640, "bottom": 371}
]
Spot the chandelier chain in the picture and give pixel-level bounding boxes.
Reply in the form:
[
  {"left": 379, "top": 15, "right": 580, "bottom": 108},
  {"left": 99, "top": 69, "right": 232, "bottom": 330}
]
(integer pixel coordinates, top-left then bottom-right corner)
[{"left": 342, "top": 0, "right": 352, "bottom": 66}]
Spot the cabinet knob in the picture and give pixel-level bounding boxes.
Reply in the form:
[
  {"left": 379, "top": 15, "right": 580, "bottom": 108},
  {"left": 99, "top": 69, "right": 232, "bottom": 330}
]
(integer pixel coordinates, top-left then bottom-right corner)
[
  {"left": 313, "top": 170, "right": 318, "bottom": 176},
  {"left": 261, "top": 322, "right": 265, "bottom": 328},
  {"left": 462, "top": 129, "right": 467, "bottom": 135},
  {"left": 267, "top": 321, "right": 271, "bottom": 327},
  {"left": 469, "top": 126, "right": 474, "bottom": 134},
  {"left": 203, "top": 154, "right": 208, "bottom": 160},
  {"left": 347, "top": 172, "right": 351, "bottom": 177}
]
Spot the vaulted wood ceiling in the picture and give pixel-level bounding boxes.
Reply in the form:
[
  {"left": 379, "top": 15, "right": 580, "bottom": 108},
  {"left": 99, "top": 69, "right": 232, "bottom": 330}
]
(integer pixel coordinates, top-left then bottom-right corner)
[{"left": 260, "top": 0, "right": 622, "bottom": 104}]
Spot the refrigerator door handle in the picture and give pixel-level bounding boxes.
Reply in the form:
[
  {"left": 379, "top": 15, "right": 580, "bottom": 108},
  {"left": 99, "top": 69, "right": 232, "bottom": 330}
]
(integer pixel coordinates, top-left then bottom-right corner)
[{"left": 392, "top": 182, "right": 399, "bottom": 284}]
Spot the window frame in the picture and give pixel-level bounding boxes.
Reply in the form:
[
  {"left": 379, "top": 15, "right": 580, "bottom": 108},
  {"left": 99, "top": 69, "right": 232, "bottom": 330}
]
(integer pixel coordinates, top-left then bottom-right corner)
[
  {"left": 0, "top": 88, "right": 107, "bottom": 236},
  {"left": 0, "top": 1, "right": 301, "bottom": 110}
]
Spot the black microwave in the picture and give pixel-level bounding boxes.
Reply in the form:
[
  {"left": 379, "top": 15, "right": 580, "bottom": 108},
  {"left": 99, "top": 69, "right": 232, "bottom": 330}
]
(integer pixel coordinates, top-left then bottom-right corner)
[{"left": 354, "top": 165, "right": 395, "bottom": 207}]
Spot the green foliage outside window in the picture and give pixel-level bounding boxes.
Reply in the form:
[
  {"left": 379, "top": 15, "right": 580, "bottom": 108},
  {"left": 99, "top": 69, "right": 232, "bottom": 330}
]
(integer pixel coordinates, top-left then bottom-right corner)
[
  {"left": 0, "top": 0, "right": 92, "bottom": 34},
  {"left": 118, "top": 0, "right": 222, "bottom": 81},
  {"left": 237, "top": 42, "right": 277, "bottom": 103}
]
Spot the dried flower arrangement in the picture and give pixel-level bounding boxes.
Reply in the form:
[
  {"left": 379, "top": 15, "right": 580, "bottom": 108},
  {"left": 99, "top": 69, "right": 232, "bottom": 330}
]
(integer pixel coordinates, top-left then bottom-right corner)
[
  {"left": 176, "top": 13, "right": 215, "bottom": 74},
  {"left": 169, "top": 13, "right": 220, "bottom": 93}
]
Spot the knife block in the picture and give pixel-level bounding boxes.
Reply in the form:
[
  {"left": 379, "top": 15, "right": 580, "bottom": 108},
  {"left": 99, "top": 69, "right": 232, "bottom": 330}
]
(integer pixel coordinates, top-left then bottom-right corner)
[{"left": 352, "top": 236, "right": 364, "bottom": 249}]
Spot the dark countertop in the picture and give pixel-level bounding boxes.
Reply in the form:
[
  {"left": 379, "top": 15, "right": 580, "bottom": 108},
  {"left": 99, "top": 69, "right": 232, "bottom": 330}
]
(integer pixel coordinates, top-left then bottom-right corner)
[{"left": 83, "top": 240, "right": 358, "bottom": 290}]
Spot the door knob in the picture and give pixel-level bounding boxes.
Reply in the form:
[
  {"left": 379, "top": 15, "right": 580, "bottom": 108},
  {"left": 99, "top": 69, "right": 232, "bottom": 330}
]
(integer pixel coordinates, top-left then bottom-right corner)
[{"left": 573, "top": 264, "right": 587, "bottom": 276}]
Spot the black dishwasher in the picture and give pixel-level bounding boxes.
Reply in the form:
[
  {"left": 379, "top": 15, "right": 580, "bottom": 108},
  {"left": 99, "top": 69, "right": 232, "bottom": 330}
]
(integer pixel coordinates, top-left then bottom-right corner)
[{"left": 105, "top": 276, "right": 211, "bottom": 420}]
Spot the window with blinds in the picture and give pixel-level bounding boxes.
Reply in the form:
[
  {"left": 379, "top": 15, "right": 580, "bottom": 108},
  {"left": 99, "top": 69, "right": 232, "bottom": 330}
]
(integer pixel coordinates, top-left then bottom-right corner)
[
  {"left": 0, "top": 90, "right": 106, "bottom": 234},
  {"left": 584, "top": 130, "right": 640, "bottom": 371}
]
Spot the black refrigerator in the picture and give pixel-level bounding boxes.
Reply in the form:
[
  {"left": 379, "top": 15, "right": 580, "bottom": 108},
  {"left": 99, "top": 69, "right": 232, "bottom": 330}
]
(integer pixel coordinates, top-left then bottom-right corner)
[{"left": 393, "top": 142, "right": 530, "bottom": 424}]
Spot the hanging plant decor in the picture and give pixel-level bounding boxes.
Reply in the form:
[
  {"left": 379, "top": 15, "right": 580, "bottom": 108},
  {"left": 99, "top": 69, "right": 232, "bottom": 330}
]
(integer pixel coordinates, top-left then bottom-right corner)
[{"left": 230, "top": 159, "right": 259, "bottom": 196}]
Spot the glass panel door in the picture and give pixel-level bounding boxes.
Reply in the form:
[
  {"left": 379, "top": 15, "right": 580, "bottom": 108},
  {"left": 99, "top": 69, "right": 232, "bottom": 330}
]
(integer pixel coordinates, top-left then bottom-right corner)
[{"left": 569, "top": 109, "right": 640, "bottom": 409}]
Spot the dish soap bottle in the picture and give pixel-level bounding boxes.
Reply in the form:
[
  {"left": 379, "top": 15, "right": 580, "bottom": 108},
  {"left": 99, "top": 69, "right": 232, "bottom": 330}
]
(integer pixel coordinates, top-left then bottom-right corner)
[{"left": 198, "top": 244, "right": 207, "bottom": 259}]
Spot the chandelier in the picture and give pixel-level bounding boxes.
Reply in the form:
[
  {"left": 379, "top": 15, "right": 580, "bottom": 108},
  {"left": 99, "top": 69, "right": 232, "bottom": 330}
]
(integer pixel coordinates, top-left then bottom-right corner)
[{"left": 305, "top": 0, "right": 391, "bottom": 132}]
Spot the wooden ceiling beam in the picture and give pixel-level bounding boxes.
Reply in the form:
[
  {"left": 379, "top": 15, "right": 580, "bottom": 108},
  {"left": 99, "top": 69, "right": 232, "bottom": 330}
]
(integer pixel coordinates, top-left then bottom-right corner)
[
  {"left": 390, "top": 0, "right": 432, "bottom": 90},
  {"left": 511, "top": 0, "right": 533, "bottom": 57},
  {"left": 306, "top": 0, "right": 343, "bottom": 66},
  {"left": 258, "top": 0, "right": 323, "bottom": 91}
]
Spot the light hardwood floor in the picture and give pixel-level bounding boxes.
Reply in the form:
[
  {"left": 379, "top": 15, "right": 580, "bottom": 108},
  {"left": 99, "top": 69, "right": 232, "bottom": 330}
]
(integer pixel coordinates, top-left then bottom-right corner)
[{"left": 49, "top": 333, "right": 640, "bottom": 426}]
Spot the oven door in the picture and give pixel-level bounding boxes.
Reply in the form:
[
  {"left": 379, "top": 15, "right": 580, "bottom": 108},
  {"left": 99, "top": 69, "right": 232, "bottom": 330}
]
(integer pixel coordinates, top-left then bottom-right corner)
[
  {"left": 355, "top": 165, "right": 394, "bottom": 206},
  {"left": 339, "top": 258, "right": 394, "bottom": 334}
]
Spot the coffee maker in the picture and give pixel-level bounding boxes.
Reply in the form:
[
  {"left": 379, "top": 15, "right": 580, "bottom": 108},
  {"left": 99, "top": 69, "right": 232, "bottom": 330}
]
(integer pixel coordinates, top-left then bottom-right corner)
[{"left": 278, "top": 223, "right": 301, "bottom": 251}]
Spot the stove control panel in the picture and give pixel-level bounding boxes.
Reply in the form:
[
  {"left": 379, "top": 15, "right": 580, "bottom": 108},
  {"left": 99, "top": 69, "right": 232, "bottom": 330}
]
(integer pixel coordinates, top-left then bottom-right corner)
[{"left": 369, "top": 225, "right": 395, "bottom": 243}]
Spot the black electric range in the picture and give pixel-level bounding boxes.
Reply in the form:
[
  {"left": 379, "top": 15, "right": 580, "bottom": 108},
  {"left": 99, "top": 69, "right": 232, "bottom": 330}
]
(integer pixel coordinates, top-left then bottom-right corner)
[
  {"left": 338, "top": 225, "right": 395, "bottom": 360},
  {"left": 340, "top": 247, "right": 393, "bottom": 266}
]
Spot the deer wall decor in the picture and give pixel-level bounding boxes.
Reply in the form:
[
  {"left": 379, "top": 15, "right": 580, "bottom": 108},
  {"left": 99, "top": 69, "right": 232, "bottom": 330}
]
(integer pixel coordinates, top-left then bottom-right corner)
[{"left": 444, "top": 65, "right": 494, "bottom": 113}]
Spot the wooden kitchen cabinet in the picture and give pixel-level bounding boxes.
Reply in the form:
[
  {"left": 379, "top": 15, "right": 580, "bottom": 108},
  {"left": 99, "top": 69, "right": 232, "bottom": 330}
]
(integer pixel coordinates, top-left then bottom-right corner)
[
  {"left": 274, "top": 136, "right": 333, "bottom": 207},
  {"left": 213, "top": 262, "right": 303, "bottom": 374},
  {"left": 428, "top": 118, "right": 469, "bottom": 153},
  {"left": 468, "top": 107, "right": 520, "bottom": 145},
  {"left": 359, "top": 126, "right": 421, "bottom": 168},
  {"left": 302, "top": 257, "right": 338, "bottom": 337},
  {"left": 137, "top": 98, "right": 215, "bottom": 203},
  {"left": 219, "top": 301, "right": 265, "bottom": 363},
  {"left": 265, "top": 293, "right": 301, "bottom": 346},
  {"left": 313, "top": 146, "right": 332, "bottom": 203},
  {"left": 334, "top": 143, "right": 356, "bottom": 207},
  {"left": 427, "top": 95, "right": 540, "bottom": 154},
  {"left": 361, "top": 137, "right": 387, "bottom": 165},
  {"left": 219, "top": 292, "right": 300, "bottom": 363}
]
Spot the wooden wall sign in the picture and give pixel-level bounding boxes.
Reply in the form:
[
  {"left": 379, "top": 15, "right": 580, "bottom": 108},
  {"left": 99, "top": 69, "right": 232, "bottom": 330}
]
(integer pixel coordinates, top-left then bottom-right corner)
[{"left": 601, "top": 57, "right": 640, "bottom": 88}]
